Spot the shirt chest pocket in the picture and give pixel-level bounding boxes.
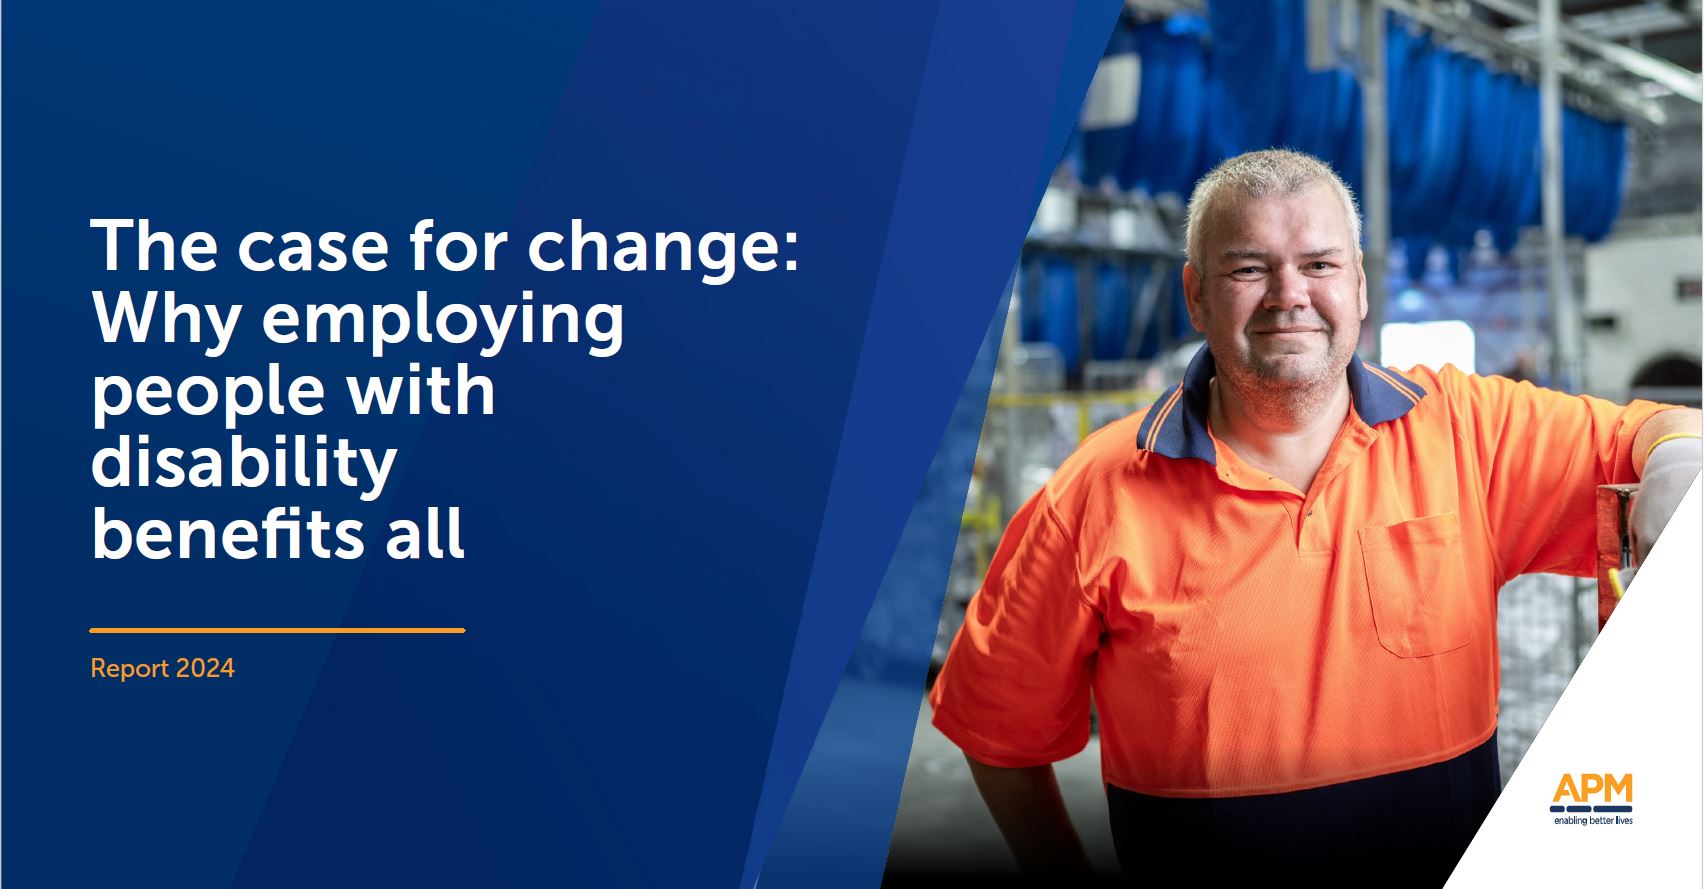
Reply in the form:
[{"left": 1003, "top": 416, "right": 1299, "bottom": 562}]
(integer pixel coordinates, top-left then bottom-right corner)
[{"left": 1357, "top": 513, "right": 1472, "bottom": 658}]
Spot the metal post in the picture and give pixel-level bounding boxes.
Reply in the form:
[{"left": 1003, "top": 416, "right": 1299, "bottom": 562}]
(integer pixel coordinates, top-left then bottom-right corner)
[
  {"left": 1001, "top": 264, "right": 1023, "bottom": 520},
  {"left": 1307, "top": 0, "right": 1334, "bottom": 72},
  {"left": 1540, "top": 0, "right": 1576, "bottom": 391},
  {"left": 1359, "top": 0, "right": 1390, "bottom": 363},
  {"left": 1520, "top": 240, "right": 1539, "bottom": 368}
]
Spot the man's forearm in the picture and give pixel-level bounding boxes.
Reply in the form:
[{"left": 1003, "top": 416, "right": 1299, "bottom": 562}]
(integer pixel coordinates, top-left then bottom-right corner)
[
  {"left": 1631, "top": 407, "right": 1702, "bottom": 477},
  {"left": 964, "top": 755, "right": 1092, "bottom": 875},
  {"left": 1628, "top": 407, "right": 1702, "bottom": 565}
]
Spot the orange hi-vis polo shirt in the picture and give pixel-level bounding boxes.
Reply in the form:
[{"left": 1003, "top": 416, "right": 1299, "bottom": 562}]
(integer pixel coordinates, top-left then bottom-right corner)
[{"left": 930, "top": 345, "right": 1673, "bottom": 806}]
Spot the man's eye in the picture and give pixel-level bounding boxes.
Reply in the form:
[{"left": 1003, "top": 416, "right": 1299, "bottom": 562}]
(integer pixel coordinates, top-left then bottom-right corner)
[
  {"left": 1232, "top": 267, "right": 1262, "bottom": 277},
  {"left": 1307, "top": 261, "right": 1335, "bottom": 271}
]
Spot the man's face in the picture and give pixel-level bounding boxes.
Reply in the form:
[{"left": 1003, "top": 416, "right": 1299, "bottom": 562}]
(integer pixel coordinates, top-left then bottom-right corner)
[{"left": 1183, "top": 181, "right": 1367, "bottom": 393}]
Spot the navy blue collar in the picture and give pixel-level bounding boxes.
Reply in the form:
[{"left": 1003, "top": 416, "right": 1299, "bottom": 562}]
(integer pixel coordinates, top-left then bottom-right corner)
[{"left": 1135, "top": 343, "right": 1427, "bottom": 464}]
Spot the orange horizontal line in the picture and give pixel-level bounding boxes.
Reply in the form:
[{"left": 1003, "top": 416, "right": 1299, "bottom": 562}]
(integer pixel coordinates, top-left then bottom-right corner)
[{"left": 89, "top": 627, "right": 466, "bottom": 635}]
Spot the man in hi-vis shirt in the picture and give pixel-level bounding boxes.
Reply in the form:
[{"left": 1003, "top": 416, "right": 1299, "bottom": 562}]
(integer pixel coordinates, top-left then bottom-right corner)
[{"left": 929, "top": 149, "right": 1701, "bottom": 885}]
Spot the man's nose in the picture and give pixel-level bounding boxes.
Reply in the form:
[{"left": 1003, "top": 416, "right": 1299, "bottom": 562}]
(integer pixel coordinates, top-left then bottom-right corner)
[{"left": 1263, "top": 265, "right": 1312, "bottom": 311}]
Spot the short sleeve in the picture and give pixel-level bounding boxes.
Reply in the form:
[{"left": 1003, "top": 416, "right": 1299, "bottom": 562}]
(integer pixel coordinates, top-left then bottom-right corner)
[
  {"left": 1441, "top": 365, "right": 1677, "bottom": 581},
  {"left": 928, "top": 485, "right": 1103, "bottom": 768}
]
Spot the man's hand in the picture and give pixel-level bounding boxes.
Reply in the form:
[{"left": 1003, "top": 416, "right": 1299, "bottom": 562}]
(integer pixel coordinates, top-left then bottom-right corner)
[
  {"left": 1630, "top": 408, "right": 1703, "bottom": 568},
  {"left": 964, "top": 756, "right": 1092, "bottom": 875}
]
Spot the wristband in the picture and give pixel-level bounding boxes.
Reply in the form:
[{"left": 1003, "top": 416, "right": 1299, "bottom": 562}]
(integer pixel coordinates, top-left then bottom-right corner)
[{"left": 1645, "top": 432, "right": 1702, "bottom": 463}]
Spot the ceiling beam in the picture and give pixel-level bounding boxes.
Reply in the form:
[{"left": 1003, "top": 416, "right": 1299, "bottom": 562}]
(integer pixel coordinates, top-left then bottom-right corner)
[
  {"left": 1385, "top": 0, "right": 1668, "bottom": 123},
  {"left": 1473, "top": 0, "right": 1703, "bottom": 100}
]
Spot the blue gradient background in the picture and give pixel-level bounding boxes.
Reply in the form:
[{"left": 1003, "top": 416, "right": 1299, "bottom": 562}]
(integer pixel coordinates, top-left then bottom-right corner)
[{"left": 3, "top": 2, "right": 1119, "bottom": 886}]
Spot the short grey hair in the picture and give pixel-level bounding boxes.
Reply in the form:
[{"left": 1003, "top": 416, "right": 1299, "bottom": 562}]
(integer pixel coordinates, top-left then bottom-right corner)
[{"left": 1183, "top": 149, "right": 1362, "bottom": 269}]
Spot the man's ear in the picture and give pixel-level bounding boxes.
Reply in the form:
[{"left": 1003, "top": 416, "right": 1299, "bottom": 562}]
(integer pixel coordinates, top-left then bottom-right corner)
[
  {"left": 1356, "top": 250, "right": 1368, "bottom": 321},
  {"left": 1182, "top": 262, "right": 1206, "bottom": 332}
]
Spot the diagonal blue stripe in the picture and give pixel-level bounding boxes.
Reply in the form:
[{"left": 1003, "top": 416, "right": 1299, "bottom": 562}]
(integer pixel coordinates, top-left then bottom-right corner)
[
  {"left": 736, "top": 4, "right": 1123, "bottom": 887},
  {"left": 760, "top": 286, "right": 1010, "bottom": 888}
]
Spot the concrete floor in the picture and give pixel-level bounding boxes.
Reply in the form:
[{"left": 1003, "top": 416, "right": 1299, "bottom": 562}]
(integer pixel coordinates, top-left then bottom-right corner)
[{"left": 885, "top": 702, "right": 1119, "bottom": 879}]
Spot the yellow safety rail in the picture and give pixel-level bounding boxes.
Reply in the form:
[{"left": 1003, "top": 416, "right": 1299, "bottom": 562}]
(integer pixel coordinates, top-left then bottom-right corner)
[
  {"left": 986, "top": 389, "right": 1163, "bottom": 441},
  {"left": 958, "top": 389, "right": 1164, "bottom": 573}
]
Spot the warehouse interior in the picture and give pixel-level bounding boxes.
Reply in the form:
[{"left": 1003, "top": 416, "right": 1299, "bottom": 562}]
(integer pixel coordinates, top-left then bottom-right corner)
[{"left": 885, "top": 0, "right": 1703, "bottom": 879}]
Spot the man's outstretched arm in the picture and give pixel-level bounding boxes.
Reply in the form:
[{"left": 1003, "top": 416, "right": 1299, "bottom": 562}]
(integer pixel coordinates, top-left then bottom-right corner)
[
  {"left": 1629, "top": 407, "right": 1703, "bottom": 565},
  {"left": 965, "top": 755, "right": 1092, "bottom": 875}
]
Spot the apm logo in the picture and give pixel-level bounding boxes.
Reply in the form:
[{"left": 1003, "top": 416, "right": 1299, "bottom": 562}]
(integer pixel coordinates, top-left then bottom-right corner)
[
  {"left": 1549, "top": 773, "right": 1634, "bottom": 825},
  {"left": 1554, "top": 773, "right": 1632, "bottom": 804}
]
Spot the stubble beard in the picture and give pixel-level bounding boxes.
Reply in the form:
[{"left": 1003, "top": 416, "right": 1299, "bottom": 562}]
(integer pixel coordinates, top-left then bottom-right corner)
[{"left": 1210, "top": 323, "right": 1357, "bottom": 421}]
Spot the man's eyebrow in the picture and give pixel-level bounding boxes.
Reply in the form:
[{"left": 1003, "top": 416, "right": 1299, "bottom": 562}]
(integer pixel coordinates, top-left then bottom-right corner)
[{"left": 1215, "top": 246, "right": 1348, "bottom": 262}]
